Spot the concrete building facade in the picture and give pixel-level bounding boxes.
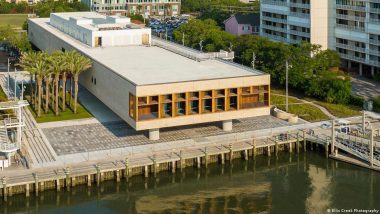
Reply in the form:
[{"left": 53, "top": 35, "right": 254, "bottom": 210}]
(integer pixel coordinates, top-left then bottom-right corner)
[
  {"left": 260, "top": 0, "right": 380, "bottom": 76},
  {"left": 28, "top": 12, "right": 271, "bottom": 140},
  {"left": 82, "top": 0, "right": 181, "bottom": 16}
]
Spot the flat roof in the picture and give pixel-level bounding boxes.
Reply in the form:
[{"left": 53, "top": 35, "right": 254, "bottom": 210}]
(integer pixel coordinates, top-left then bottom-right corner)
[{"left": 30, "top": 18, "right": 266, "bottom": 86}]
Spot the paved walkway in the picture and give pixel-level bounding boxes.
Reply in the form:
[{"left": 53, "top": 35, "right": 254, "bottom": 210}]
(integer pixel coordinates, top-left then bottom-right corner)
[
  {"left": 351, "top": 76, "right": 380, "bottom": 99},
  {"left": 272, "top": 93, "right": 336, "bottom": 119}
]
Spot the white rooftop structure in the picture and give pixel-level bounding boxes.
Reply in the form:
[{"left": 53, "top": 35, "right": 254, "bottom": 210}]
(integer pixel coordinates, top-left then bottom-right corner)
[{"left": 50, "top": 12, "right": 151, "bottom": 47}]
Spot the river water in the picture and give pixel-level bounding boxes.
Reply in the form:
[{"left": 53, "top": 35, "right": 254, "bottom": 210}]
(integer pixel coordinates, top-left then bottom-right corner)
[{"left": 1, "top": 152, "right": 379, "bottom": 214}]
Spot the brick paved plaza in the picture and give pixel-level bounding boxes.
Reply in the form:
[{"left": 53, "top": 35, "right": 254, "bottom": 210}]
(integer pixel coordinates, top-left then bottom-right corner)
[{"left": 43, "top": 116, "right": 289, "bottom": 156}]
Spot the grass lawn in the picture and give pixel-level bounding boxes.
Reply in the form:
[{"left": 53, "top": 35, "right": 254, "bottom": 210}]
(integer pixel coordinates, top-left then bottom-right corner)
[
  {"left": 26, "top": 93, "right": 93, "bottom": 123},
  {"left": 272, "top": 87, "right": 361, "bottom": 118},
  {"left": 310, "top": 100, "right": 361, "bottom": 118},
  {"left": 271, "top": 94, "right": 329, "bottom": 122},
  {"left": 0, "top": 14, "right": 28, "bottom": 28}
]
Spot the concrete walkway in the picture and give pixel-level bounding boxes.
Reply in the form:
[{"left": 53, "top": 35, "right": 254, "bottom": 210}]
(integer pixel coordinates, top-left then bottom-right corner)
[
  {"left": 272, "top": 93, "right": 336, "bottom": 119},
  {"left": 351, "top": 76, "right": 380, "bottom": 99}
]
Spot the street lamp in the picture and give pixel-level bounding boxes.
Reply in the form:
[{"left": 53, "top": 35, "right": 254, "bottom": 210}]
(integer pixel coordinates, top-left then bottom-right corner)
[{"left": 286, "top": 59, "right": 289, "bottom": 112}]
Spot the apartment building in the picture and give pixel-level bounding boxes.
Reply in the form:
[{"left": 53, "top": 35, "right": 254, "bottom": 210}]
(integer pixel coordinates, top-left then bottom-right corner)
[
  {"left": 260, "top": 0, "right": 380, "bottom": 76},
  {"left": 28, "top": 12, "right": 270, "bottom": 140},
  {"left": 82, "top": 0, "right": 181, "bottom": 16}
]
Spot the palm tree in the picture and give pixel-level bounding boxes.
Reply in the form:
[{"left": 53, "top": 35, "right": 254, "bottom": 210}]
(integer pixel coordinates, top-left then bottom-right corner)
[
  {"left": 44, "top": 66, "right": 53, "bottom": 114},
  {"left": 62, "top": 51, "right": 77, "bottom": 111},
  {"left": 70, "top": 52, "right": 92, "bottom": 114},
  {"left": 48, "top": 51, "right": 66, "bottom": 115},
  {"left": 19, "top": 52, "right": 38, "bottom": 107},
  {"left": 32, "top": 52, "right": 49, "bottom": 117}
]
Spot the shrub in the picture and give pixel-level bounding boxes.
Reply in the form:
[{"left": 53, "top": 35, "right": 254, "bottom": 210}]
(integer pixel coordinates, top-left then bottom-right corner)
[{"left": 349, "top": 95, "right": 364, "bottom": 108}]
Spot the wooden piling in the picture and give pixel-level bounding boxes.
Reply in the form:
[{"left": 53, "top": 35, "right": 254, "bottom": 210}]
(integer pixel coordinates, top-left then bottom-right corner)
[
  {"left": 267, "top": 146, "right": 271, "bottom": 157},
  {"left": 171, "top": 161, "right": 176, "bottom": 174},
  {"left": 220, "top": 153, "right": 225, "bottom": 165},
  {"left": 34, "top": 174, "right": 39, "bottom": 196},
  {"left": 229, "top": 144, "right": 233, "bottom": 162},
  {"left": 144, "top": 165, "right": 149, "bottom": 178},
  {"left": 115, "top": 170, "right": 120, "bottom": 182},
  {"left": 2, "top": 177, "right": 7, "bottom": 201},
  {"left": 197, "top": 157, "right": 201, "bottom": 168},
  {"left": 303, "top": 131, "right": 306, "bottom": 152},
  {"left": 87, "top": 175, "right": 91, "bottom": 187},
  {"left": 25, "top": 183, "right": 30, "bottom": 197},
  {"left": 244, "top": 150, "right": 248, "bottom": 161},
  {"left": 296, "top": 133, "right": 300, "bottom": 153},
  {"left": 56, "top": 179, "right": 60, "bottom": 192}
]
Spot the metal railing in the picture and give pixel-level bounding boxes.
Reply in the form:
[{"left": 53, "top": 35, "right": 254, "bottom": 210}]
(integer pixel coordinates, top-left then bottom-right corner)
[
  {"left": 335, "top": 43, "right": 367, "bottom": 53},
  {"left": 289, "top": 12, "right": 310, "bottom": 18},
  {"left": 261, "top": 32, "right": 289, "bottom": 43},
  {"left": 289, "top": 30, "right": 310, "bottom": 37},
  {"left": 261, "top": 24, "right": 288, "bottom": 33},
  {"left": 152, "top": 37, "right": 234, "bottom": 61},
  {"left": 261, "top": 0, "right": 287, "bottom": 6},
  {"left": 262, "top": 16, "right": 288, "bottom": 24},
  {"left": 336, "top": 24, "right": 365, "bottom": 32},
  {"left": 0, "top": 142, "right": 18, "bottom": 153},
  {"left": 336, "top": 4, "right": 366, "bottom": 12},
  {"left": 288, "top": 2, "right": 310, "bottom": 9},
  {"left": 336, "top": 14, "right": 366, "bottom": 22}
]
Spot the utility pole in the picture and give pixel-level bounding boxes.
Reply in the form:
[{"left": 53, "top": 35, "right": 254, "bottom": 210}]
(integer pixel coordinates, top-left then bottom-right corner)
[
  {"left": 14, "top": 68, "right": 17, "bottom": 100},
  {"left": 285, "top": 60, "right": 289, "bottom": 112},
  {"left": 7, "top": 58, "right": 10, "bottom": 98}
]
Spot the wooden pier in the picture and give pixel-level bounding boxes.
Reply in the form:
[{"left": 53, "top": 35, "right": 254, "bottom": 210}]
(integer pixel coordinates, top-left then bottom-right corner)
[{"left": 0, "top": 131, "right": 326, "bottom": 201}]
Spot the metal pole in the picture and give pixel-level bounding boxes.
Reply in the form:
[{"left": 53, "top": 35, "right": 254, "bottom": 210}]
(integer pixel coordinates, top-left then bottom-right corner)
[
  {"left": 331, "top": 120, "right": 335, "bottom": 156},
  {"left": 7, "top": 58, "right": 10, "bottom": 98},
  {"left": 285, "top": 60, "right": 289, "bottom": 112},
  {"left": 14, "top": 68, "right": 17, "bottom": 100}
]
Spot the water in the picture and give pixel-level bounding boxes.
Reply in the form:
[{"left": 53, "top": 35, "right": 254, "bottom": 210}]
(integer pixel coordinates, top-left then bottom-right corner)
[{"left": 1, "top": 152, "right": 380, "bottom": 214}]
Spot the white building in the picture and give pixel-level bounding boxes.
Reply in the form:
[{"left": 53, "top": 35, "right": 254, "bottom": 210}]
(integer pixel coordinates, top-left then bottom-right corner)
[
  {"left": 260, "top": 0, "right": 380, "bottom": 76},
  {"left": 28, "top": 12, "right": 271, "bottom": 140},
  {"left": 49, "top": 12, "right": 151, "bottom": 47}
]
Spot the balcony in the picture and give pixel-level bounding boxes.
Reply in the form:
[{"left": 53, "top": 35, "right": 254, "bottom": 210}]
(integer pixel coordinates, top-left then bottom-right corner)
[
  {"left": 262, "top": 16, "right": 288, "bottom": 24},
  {"left": 369, "top": 59, "right": 380, "bottom": 67},
  {"left": 335, "top": 43, "right": 367, "bottom": 53},
  {"left": 369, "top": 18, "right": 380, "bottom": 24},
  {"left": 336, "top": 24, "right": 365, "bottom": 32},
  {"left": 336, "top": 4, "right": 366, "bottom": 12},
  {"left": 289, "top": 30, "right": 310, "bottom": 38},
  {"left": 369, "top": 39, "right": 380, "bottom": 45},
  {"left": 369, "top": 8, "right": 380, "bottom": 13},
  {"left": 262, "top": 24, "right": 288, "bottom": 33},
  {"left": 261, "top": 0, "right": 287, "bottom": 6},
  {"left": 289, "top": 2, "right": 310, "bottom": 9},
  {"left": 289, "top": 12, "right": 310, "bottom": 18},
  {"left": 262, "top": 32, "right": 289, "bottom": 43},
  {"left": 338, "top": 53, "right": 366, "bottom": 63},
  {"left": 369, "top": 49, "right": 380, "bottom": 56},
  {"left": 336, "top": 14, "right": 366, "bottom": 22}
]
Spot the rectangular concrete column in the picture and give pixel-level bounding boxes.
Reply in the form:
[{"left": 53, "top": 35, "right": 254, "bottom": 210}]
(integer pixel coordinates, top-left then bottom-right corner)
[
  {"left": 359, "top": 63, "right": 363, "bottom": 76},
  {"left": 149, "top": 129, "right": 159, "bottom": 140},
  {"left": 370, "top": 129, "right": 374, "bottom": 167},
  {"left": 222, "top": 120, "right": 232, "bottom": 131}
]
